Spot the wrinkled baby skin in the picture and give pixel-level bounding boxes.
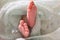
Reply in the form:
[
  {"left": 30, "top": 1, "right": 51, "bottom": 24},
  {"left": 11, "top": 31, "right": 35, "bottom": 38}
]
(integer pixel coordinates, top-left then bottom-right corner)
[
  {"left": 18, "top": 1, "right": 37, "bottom": 38},
  {"left": 27, "top": 1, "right": 37, "bottom": 28}
]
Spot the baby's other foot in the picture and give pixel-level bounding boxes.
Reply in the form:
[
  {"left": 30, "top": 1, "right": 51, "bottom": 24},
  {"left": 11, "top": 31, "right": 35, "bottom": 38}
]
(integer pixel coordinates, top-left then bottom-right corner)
[
  {"left": 27, "top": 1, "right": 37, "bottom": 28},
  {"left": 18, "top": 20, "right": 29, "bottom": 38}
]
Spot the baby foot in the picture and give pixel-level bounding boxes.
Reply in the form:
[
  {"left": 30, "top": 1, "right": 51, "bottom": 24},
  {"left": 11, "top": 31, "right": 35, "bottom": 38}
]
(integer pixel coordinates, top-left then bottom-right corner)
[
  {"left": 18, "top": 20, "right": 29, "bottom": 38},
  {"left": 27, "top": 1, "right": 37, "bottom": 28}
]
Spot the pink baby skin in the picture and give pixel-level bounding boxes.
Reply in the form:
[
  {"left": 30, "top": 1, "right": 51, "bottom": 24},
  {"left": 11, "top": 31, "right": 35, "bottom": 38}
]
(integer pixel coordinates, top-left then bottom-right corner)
[{"left": 18, "top": 1, "right": 37, "bottom": 38}]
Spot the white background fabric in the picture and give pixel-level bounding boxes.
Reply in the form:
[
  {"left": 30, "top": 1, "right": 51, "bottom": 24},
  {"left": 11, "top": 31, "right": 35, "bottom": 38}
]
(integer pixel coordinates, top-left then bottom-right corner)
[{"left": 0, "top": 0, "right": 60, "bottom": 40}]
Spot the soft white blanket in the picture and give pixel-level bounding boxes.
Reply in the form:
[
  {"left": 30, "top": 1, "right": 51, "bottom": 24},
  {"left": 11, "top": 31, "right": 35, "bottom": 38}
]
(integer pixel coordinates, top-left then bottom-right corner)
[{"left": 0, "top": 1, "right": 60, "bottom": 40}]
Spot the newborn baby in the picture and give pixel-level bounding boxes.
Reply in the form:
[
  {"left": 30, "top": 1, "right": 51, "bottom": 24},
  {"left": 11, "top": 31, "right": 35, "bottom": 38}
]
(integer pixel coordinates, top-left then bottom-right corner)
[
  {"left": 1, "top": 0, "right": 60, "bottom": 40},
  {"left": 18, "top": 1, "right": 37, "bottom": 38}
]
